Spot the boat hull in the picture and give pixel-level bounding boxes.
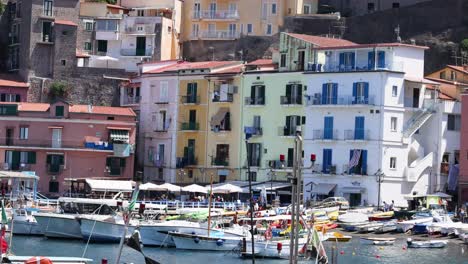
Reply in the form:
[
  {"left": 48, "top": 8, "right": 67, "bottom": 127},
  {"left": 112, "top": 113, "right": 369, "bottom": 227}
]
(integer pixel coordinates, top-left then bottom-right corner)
[
  {"left": 170, "top": 232, "right": 244, "bottom": 251},
  {"left": 79, "top": 218, "right": 135, "bottom": 243},
  {"left": 12, "top": 219, "right": 44, "bottom": 236},
  {"left": 242, "top": 239, "right": 307, "bottom": 259},
  {"left": 407, "top": 240, "right": 447, "bottom": 248},
  {"left": 139, "top": 222, "right": 204, "bottom": 247},
  {"left": 34, "top": 214, "right": 82, "bottom": 239}
]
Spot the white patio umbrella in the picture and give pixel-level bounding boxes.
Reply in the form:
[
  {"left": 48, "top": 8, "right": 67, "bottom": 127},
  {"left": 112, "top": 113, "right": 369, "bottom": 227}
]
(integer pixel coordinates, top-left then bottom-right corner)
[
  {"left": 97, "top": 55, "right": 118, "bottom": 68},
  {"left": 182, "top": 184, "right": 208, "bottom": 194},
  {"left": 211, "top": 183, "right": 243, "bottom": 194},
  {"left": 158, "top": 183, "right": 181, "bottom": 192},
  {"left": 139, "top": 182, "right": 161, "bottom": 191}
]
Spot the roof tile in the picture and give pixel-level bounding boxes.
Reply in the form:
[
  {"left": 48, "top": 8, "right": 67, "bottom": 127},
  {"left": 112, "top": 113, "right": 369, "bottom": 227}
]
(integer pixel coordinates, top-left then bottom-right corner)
[{"left": 0, "top": 74, "right": 29, "bottom": 88}]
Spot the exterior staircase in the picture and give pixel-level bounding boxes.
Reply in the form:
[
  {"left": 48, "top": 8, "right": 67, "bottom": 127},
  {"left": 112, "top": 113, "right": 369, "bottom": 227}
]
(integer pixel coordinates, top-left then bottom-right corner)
[
  {"left": 402, "top": 101, "right": 437, "bottom": 143},
  {"left": 405, "top": 152, "right": 433, "bottom": 182}
]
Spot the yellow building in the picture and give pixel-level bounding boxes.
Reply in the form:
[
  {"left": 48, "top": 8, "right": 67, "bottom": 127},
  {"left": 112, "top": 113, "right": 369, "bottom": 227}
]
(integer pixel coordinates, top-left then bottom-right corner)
[
  {"left": 181, "top": 0, "right": 318, "bottom": 41},
  {"left": 175, "top": 61, "right": 243, "bottom": 184}
]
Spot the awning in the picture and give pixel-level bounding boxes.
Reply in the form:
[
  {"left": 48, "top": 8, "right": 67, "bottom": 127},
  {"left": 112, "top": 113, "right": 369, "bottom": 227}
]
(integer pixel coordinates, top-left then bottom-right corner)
[
  {"left": 311, "top": 183, "right": 336, "bottom": 195},
  {"left": 48, "top": 126, "right": 63, "bottom": 129},
  {"left": 341, "top": 186, "right": 365, "bottom": 194},
  {"left": 107, "top": 127, "right": 131, "bottom": 131},
  {"left": 110, "top": 129, "right": 129, "bottom": 142},
  {"left": 85, "top": 179, "right": 134, "bottom": 192},
  {"left": 210, "top": 107, "right": 229, "bottom": 127}
]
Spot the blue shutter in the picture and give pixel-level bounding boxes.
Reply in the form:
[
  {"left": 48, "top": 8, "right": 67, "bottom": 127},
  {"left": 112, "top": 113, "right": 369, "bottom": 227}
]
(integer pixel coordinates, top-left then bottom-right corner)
[
  {"left": 368, "top": 51, "right": 375, "bottom": 69},
  {"left": 323, "top": 149, "right": 332, "bottom": 173},
  {"left": 352, "top": 82, "right": 357, "bottom": 104},
  {"left": 350, "top": 52, "right": 356, "bottom": 70},
  {"left": 355, "top": 116, "right": 364, "bottom": 140},
  {"left": 364, "top": 82, "right": 369, "bottom": 104},
  {"left": 349, "top": 150, "right": 354, "bottom": 174},
  {"left": 321, "top": 83, "right": 327, "bottom": 104},
  {"left": 361, "top": 150, "right": 368, "bottom": 175},
  {"left": 332, "top": 83, "right": 338, "bottom": 104},
  {"left": 378, "top": 51, "right": 386, "bottom": 68},
  {"left": 339, "top": 53, "right": 345, "bottom": 69},
  {"left": 324, "top": 116, "right": 333, "bottom": 139}
]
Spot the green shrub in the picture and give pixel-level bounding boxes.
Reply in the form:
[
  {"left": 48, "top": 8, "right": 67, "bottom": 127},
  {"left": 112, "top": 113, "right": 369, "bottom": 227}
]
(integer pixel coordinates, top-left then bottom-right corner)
[{"left": 49, "top": 82, "right": 68, "bottom": 98}]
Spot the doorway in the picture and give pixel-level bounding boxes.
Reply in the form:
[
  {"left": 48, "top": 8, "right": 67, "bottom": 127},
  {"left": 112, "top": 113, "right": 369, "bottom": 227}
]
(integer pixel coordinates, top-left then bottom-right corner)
[
  {"left": 297, "top": 50, "right": 305, "bottom": 71},
  {"left": 6, "top": 128, "right": 13, "bottom": 146},
  {"left": 136, "top": 37, "right": 146, "bottom": 56},
  {"left": 349, "top": 193, "right": 362, "bottom": 207},
  {"left": 412, "top": 88, "right": 420, "bottom": 108}
]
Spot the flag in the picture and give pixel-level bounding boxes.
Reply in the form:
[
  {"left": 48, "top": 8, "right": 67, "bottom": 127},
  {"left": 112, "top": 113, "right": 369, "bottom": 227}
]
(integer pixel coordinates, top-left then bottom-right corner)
[
  {"left": 128, "top": 189, "right": 139, "bottom": 212},
  {"left": 348, "top": 149, "right": 361, "bottom": 170},
  {"left": 126, "top": 230, "right": 160, "bottom": 264}
]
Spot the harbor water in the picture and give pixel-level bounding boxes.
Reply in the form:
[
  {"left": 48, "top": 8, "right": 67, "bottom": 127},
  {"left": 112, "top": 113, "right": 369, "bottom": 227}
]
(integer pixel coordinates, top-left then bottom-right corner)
[{"left": 10, "top": 236, "right": 468, "bottom": 264}]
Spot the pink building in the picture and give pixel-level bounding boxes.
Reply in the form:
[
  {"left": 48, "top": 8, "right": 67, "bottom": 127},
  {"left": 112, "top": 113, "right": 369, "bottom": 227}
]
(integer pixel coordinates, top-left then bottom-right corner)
[
  {"left": 0, "top": 74, "right": 28, "bottom": 102},
  {"left": 459, "top": 93, "right": 468, "bottom": 204},
  {"left": 0, "top": 100, "right": 137, "bottom": 197}
]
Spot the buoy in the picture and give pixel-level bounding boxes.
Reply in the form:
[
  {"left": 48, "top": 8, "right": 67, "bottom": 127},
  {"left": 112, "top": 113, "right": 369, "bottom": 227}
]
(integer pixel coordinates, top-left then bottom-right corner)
[
  {"left": 194, "top": 237, "right": 200, "bottom": 244},
  {"left": 352, "top": 252, "right": 356, "bottom": 256},
  {"left": 340, "top": 251, "right": 344, "bottom": 255},
  {"left": 375, "top": 255, "right": 380, "bottom": 259},
  {"left": 216, "top": 239, "right": 224, "bottom": 246},
  {"left": 191, "top": 231, "right": 196, "bottom": 235},
  {"left": 402, "top": 246, "right": 406, "bottom": 250},
  {"left": 277, "top": 242, "right": 283, "bottom": 252}
]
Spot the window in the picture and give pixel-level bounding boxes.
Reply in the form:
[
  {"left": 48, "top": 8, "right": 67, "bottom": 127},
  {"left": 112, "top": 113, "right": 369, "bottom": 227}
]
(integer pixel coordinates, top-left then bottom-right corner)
[
  {"left": 249, "top": 85, "right": 265, "bottom": 105},
  {"left": 0, "top": 94, "right": 20, "bottom": 102},
  {"left": 339, "top": 52, "right": 355, "bottom": 70},
  {"left": 322, "top": 149, "right": 333, "bottom": 173},
  {"left": 191, "top": 24, "right": 199, "bottom": 37},
  {"left": 303, "top": 5, "right": 311, "bottom": 14},
  {"left": 159, "top": 81, "right": 169, "bottom": 102},
  {"left": 19, "top": 127, "right": 28, "bottom": 140},
  {"left": 46, "top": 154, "right": 64, "bottom": 173},
  {"left": 247, "top": 24, "right": 253, "bottom": 33},
  {"left": 450, "top": 71, "right": 456, "bottom": 80},
  {"left": 392, "top": 86, "right": 398, "bottom": 97},
  {"left": 85, "top": 22, "right": 93, "bottom": 31},
  {"left": 284, "top": 84, "right": 302, "bottom": 104},
  {"left": 84, "top": 42, "right": 92, "bottom": 51},
  {"left": 367, "top": 3, "right": 375, "bottom": 12},
  {"left": 106, "top": 157, "right": 126, "bottom": 176},
  {"left": 43, "top": 0, "right": 53, "bottom": 16},
  {"left": 97, "top": 40, "right": 108, "bottom": 52},
  {"left": 280, "top": 54, "right": 286, "bottom": 67},
  {"left": 353, "top": 82, "right": 369, "bottom": 104},
  {"left": 440, "top": 71, "right": 446, "bottom": 79},
  {"left": 214, "top": 144, "right": 229, "bottom": 166},
  {"left": 271, "top": 3, "right": 277, "bottom": 14},
  {"left": 390, "top": 157, "right": 396, "bottom": 169},
  {"left": 392, "top": 2, "right": 400, "bottom": 8},
  {"left": 284, "top": 115, "right": 301, "bottom": 136},
  {"left": 61, "top": 60, "right": 66, "bottom": 66},
  {"left": 137, "top": 10, "right": 144, "bottom": 16},
  {"left": 247, "top": 143, "right": 262, "bottom": 167},
  {"left": 188, "top": 170, "right": 193, "bottom": 178},
  {"left": 96, "top": 20, "right": 117, "bottom": 31},
  {"left": 448, "top": 114, "right": 461, "bottom": 131},
  {"left": 247, "top": 171, "right": 257, "bottom": 182},
  {"left": 390, "top": 117, "right": 397, "bottom": 131},
  {"left": 266, "top": 24, "right": 272, "bottom": 35},
  {"left": 321, "top": 83, "right": 338, "bottom": 104},
  {"left": 42, "top": 21, "right": 52, "bottom": 42},
  {"left": 55, "top": 105, "right": 64, "bottom": 117},
  {"left": 49, "top": 181, "right": 59, "bottom": 193},
  {"left": 16, "top": 2, "right": 21, "bottom": 18}
]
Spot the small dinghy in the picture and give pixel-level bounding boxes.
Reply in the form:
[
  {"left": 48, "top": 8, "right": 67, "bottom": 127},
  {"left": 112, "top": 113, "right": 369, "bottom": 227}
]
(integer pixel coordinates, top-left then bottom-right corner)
[
  {"left": 374, "top": 221, "right": 397, "bottom": 234},
  {"left": 406, "top": 238, "right": 447, "bottom": 248},
  {"left": 373, "top": 240, "right": 394, "bottom": 246},
  {"left": 325, "top": 232, "right": 352, "bottom": 242},
  {"left": 357, "top": 222, "right": 384, "bottom": 233},
  {"left": 360, "top": 237, "right": 395, "bottom": 245}
]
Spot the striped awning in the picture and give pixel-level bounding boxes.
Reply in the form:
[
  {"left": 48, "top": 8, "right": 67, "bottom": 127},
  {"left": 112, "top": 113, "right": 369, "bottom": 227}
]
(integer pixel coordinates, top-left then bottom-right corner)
[
  {"left": 110, "top": 129, "right": 129, "bottom": 143},
  {"left": 210, "top": 107, "right": 229, "bottom": 127}
]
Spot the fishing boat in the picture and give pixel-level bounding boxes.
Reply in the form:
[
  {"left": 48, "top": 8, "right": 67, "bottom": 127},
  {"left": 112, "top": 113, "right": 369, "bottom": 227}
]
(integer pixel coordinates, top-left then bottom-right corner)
[
  {"left": 368, "top": 211, "right": 394, "bottom": 221},
  {"left": 360, "top": 237, "right": 395, "bottom": 245},
  {"left": 374, "top": 221, "right": 397, "bottom": 234},
  {"left": 325, "top": 232, "right": 351, "bottom": 242},
  {"left": 169, "top": 231, "right": 246, "bottom": 251},
  {"left": 406, "top": 238, "right": 447, "bottom": 248},
  {"left": 356, "top": 222, "right": 384, "bottom": 233},
  {"left": 241, "top": 237, "right": 308, "bottom": 259},
  {"left": 34, "top": 213, "right": 83, "bottom": 239},
  {"left": 396, "top": 217, "right": 433, "bottom": 233},
  {"left": 11, "top": 208, "right": 44, "bottom": 236}
]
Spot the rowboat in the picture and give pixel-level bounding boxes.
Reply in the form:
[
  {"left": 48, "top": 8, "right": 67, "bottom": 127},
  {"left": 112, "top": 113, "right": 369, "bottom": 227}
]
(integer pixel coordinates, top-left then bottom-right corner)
[
  {"left": 368, "top": 211, "right": 394, "bottom": 221},
  {"left": 325, "top": 232, "right": 351, "bottom": 242},
  {"left": 406, "top": 238, "right": 447, "bottom": 248},
  {"left": 340, "top": 222, "right": 369, "bottom": 232},
  {"left": 396, "top": 217, "right": 433, "bottom": 233},
  {"left": 360, "top": 237, "right": 395, "bottom": 245},
  {"left": 357, "top": 222, "right": 384, "bottom": 233},
  {"left": 374, "top": 221, "right": 397, "bottom": 234}
]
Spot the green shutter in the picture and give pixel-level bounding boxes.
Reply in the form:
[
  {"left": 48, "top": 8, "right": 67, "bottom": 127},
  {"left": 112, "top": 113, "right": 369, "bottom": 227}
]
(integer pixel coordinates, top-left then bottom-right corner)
[
  {"left": 58, "top": 155, "right": 64, "bottom": 165},
  {"left": 55, "top": 106, "right": 64, "bottom": 117},
  {"left": 106, "top": 157, "right": 111, "bottom": 166},
  {"left": 28, "top": 152, "right": 36, "bottom": 164},
  {"left": 120, "top": 158, "right": 126, "bottom": 167},
  {"left": 46, "top": 155, "right": 51, "bottom": 164}
]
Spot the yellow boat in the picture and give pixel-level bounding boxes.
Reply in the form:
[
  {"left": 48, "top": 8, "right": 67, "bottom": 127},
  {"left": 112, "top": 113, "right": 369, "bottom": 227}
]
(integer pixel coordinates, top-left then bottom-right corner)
[
  {"left": 327, "top": 211, "right": 339, "bottom": 220},
  {"left": 326, "top": 232, "right": 352, "bottom": 242}
]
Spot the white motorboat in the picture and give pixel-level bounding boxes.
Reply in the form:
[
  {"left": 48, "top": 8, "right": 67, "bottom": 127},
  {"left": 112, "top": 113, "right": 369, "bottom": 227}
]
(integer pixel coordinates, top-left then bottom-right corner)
[
  {"left": 241, "top": 238, "right": 308, "bottom": 259},
  {"left": 357, "top": 222, "right": 384, "bottom": 233},
  {"left": 396, "top": 217, "right": 433, "bottom": 233},
  {"left": 11, "top": 208, "right": 44, "bottom": 236},
  {"left": 338, "top": 212, "right": 368, "bottom": 223},
  {"left": 79, "top": 215, "right": 137, "bottom": 243},
  {"left": 454, "top": 224, "right": 468, "bottom": 236},
  {"left": 34, "top": 213, "right": 83, "bottom": 239},
  {"left": 360, "top": 237, "right": 396, "bottom": 245},
  {"left": 138, "top": 220, "right": 202, "bottom": 246},
  {"left": 406, "top": 238, "right": 447, "bottom": 248},
  {"left": 374, "top": 221, "right": 398, "bottom": 234},
  {"left": 169, "top": 231, "right": 247, "bottom": 251}
]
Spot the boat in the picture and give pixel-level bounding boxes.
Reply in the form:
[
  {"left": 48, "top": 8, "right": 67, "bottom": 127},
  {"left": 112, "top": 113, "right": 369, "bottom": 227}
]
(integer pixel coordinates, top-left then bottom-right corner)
[
  {"left": 368, "top": 211, "right": 394, "bottom": 221},
  {"left": 356, "top": 222, "right": 384, "bottom": 233},
  {"left": 374, "top": 221, "right": 398, "bottom": 234},
  {"left": 79, "top": 215, "right": 137, "bottom": 243},
  {"left": 325, "top": 232, "right": 351, "bottom": 242},
  {"left": 373, "top": 240, "right": 394, "bottom": 245},
  {"left": 33, "top": 213, "right": 83, "bottom": 239},
  {"left": 338, "top": 212, "right": 368, "bottom": 223},
  {"left": 241, "top": 238, "right": 308, "bottom": 259},
  {"left": 11, "top": 208, "right": 44, "bottom": 236},
  {"left": 5, "top": 256, "right": 93, "bottom": 264},
  {"left": 396, "top": 217, "right": 433, "bottom": 233},
  {"left": 360, "top": 237, "right": 396, "bottom": 245},
  {"left": 340, "top": 222, "right": 369, "bottom": 232},
  {"left": 138, "top": 220, "right": 202, "bottom": 246},
  {"left": 406, "top": 238, "right": 447, "bottom": 248},
  {"left": 314, "top": 222, "right": 338, "bottom": 232},
  {"left": 169, "top": 231, "right": 246, "bottom": 251},
  {"left": 412, "top": 222, "right": 431, "bottom": 234},
  {"left": 454, "top": 224, "right": 468, "bottom": 236},
  {"left": 460, "top": 233, "right": 468, "bottom": 243}
]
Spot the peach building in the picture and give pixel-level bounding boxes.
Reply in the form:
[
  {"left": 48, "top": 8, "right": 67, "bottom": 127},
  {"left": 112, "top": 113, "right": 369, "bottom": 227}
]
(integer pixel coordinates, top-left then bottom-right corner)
[{"left": 0, "top": 100, "right": 136, "bottom": 196}]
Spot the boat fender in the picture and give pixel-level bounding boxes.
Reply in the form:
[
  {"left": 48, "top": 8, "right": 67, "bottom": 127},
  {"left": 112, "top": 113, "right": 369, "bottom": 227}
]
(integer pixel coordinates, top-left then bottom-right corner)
[
  {"left": 277, "top": 242, "right": 283, "bottom": 253},
  {"left": 191, "top": 231, "right": 196, "bottom": 235},
  {"left": 194, "top": 237, "right": 200, "bottom": 244},
  {"left": 406, "top": 238, "right": 412, "bottom": 246},
  {"left": 216, "top": 239, "right": 224, "bottom": 246}
]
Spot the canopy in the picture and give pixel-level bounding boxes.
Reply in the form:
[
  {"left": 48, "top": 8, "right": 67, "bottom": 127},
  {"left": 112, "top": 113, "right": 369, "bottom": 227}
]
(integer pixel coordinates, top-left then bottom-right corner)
[
  {"left": 210, "top": 107, "right": 229, "bottom": 127},
  {"left": 310, "top": 183, "right": 336, "bottom": 195},
  {"left": 85, "top": 179, "right": 133, "bottom": 192},
  {"left": 97, "top": 55, "right": 118, "bottom": 61},
  {"left": 211, "top": 183, "right": 243, "bottom": 194},
  {"left": 0, "top": 171, "right": 39, "bottom": 180},
  {"left": 158, "top": 183, "right": 181, "bottom": 192},
  {"left": 139, "top": 182, "right": 161, "bottom": 191},
  {"left": 182, "top": 184, "right": 207, "bottom": 194},
  {"left": 109, "top": 129, "right": 129, "bottom": 143},
  {"left": 429, "top": 192, "right": 452, "bottom": 199}
]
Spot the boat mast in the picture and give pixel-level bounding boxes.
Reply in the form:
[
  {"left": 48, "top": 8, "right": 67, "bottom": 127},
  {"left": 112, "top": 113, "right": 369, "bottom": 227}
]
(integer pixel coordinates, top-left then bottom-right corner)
[
  {"left": 207, "top": 172, "right": 213, "bottom": 237},
  {"left": 245, "top": 139, "right": 255, "bottom": 263}
]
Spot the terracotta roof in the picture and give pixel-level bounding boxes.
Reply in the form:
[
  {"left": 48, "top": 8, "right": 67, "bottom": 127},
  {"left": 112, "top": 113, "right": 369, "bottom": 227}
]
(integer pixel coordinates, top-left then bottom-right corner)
[
  {"left": 54, "top": 20, "right": 78, "bottom": 27},
  {"left": 107, "top": 4, "right": 127, "bottom": 10},
  {"left": 425, "top": 77, "right": 468, "bottom": 86},
  {"left": 76, "top": 50, "right": 90, "bottom": 58},
  {"left": 17, "top": 103, "right": 50, "bottom": 112},
  {"left": 447, "top": 65, "right": 468, "bottom": 75},
  {"left": 246, "top": 59, "right": 275, "bottom": 66},
  {"left": 69, "top": 105, "right": 136, "bottom": 116},
  {"left": 438, "top": 92, "right": 456, "bottom": 101},
  {"left": 315, "top": 42, "right": 429, "bottom": 50},
  {"left": 286, "top": 33, "right": 356, "bottom": 47},
  {"left": 144, "top": 61, "right": 241, "bottom": 74},
  {"left": 0, "top": 74, "right": 29, "bottom": 88}
]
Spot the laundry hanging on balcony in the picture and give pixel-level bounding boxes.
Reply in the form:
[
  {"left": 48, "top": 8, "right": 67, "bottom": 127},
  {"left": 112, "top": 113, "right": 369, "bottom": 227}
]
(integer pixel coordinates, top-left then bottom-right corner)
[
  {"left": 348, "top": 149, "right": 362, "bottom": 170},
  {"left": 210, "top": 107, "right": 229, "bottom": 130}
]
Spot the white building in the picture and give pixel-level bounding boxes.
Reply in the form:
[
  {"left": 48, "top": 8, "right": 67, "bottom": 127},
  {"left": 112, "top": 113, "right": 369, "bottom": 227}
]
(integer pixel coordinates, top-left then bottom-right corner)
[{"left": 301, "top": 41, "right": 459, "bottom": 207}]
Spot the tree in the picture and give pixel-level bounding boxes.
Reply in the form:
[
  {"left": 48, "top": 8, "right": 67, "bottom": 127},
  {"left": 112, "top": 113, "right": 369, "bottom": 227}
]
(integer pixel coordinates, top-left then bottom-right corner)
[
  {"left": 48, "top": 82, "right": 68, "bottom": 99},
  {"left": 461, "top": 39, "right": 468, "bottom": 52}
]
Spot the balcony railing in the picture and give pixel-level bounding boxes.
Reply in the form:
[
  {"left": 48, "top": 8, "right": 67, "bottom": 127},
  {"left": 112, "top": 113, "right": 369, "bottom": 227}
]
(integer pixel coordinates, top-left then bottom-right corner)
[
  {"left": 124, "top": 24, "right": 156, "bottom": 34},
  {"left": 268, "top": 160, "right": 293, "bottom": 169},
  {"left": 212, "top": 93, "right": 234, "bottom": 103},
  {"left": 198, "top": 30, "right": 240, "bottom": 40},
  {"left": 1, "top": 137, "right": 114, "bottom": 150},
  {"left": 122, "top": 96, "right": 141, "bottom": 105},
  {"left": 307, "top": 61, "right": 404, "bottom": 73},
  {"left": 307, "top": 95, "right": 375, "bottom": 106},
  {"left": 280, "top": 96, "right": 302, "bottom": 105},
  {"left": 120, "top": 49, "right": 152, "bottom": 56},
  {"left": 322, "top": 164, "right": 338, "bottom": 174},
  {"left": 176, "top": 155, "right": 198, "bottom": 168},
  {"left": 181, "top": 96, "right": 200, "bottom": 104},
  {"left": 180, "top": 122, "right": 200, "bottom": 131},
  {"left": 154, "top": 122, "right": 170, "bottom": 132},
  {"left": 278, "top": 126, "right": 301, "bottom": 137},
  {"left": 245, "top": 97, "right": 265, "bottom": 106},
  {"left": 193, "top": 10, "right": 240, "bottom": 20},
  {"left": 344, "top": 129, "right": 370, "bottom": 140},
  {"left": 343, "top": 164, "right": 368, "bottom": 175},
  {"left": 244, "top": 126, "right": 263, "bottom": 136},
  {"left": 312, "top": 129, "right": 339, "bottom": 140},
  {"left": 212, "top": 158, "right": 229, "bottom": 167}
]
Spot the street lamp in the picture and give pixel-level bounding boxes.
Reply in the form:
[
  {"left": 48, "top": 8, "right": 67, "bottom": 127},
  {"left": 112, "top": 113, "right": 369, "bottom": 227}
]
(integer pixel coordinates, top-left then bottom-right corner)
[{"left": 375, "top": 169, "right": 385, "bottom": 210}]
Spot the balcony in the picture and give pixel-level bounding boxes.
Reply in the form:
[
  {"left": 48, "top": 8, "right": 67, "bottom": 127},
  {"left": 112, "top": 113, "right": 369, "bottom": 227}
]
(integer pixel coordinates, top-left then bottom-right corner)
[
  {"left": 124, "top": 24, "right": 156, "bottom": 35},
  {"left": 193, "top": 10, "right": 240, "bottom": 20},
  {"left": 278, "top": 126, "right": 300, "bottom": 137},
  {"left": 244, "top": 97, "right": 265, "bottom": 106},
  {"left": 121, "top": 48, "right": 152, "bottom": 57},
  {"left": 154, "top": 122, "right": 170, "bottom": 132},
  {"left": 344, "top": 129, "right": 370, "bottom": 141},
  {"left": 176, "top": 154, "right": 198, "bottom": 168},
  {"left": 280, "top": 96, "right": 302, "bottom": 105},
  {"left": 181, "top": 95, "right": 200, "bottom": 104},
  {"left": 322, "top": 164, "right": 338, "bottom": 174},
  {"left": 95, "top": 31, "right": 120, "bottom": 41},
  {"left": 121, "top": 96, "right": 141, "bottom": 105},
  {"left": 244, "top": 126, "right": 262, "bottom": 137},
  {"left": 198, "top": 30, "right": 240, "bottom": 40},
  {"left": 306, "top": 95, "right": 375, "bottom": 106},
  {"left": 180, "top": 122, "right": 200, "bottom": 131},
  {"left": 312, "top": 129, "right": 339, "bottom": 140},
  {"left": 213, "top": 93, "right": 234, "bottom": 103},
  {"left": 39, "top": 9, "right": 58, "bottom": 19},
  {"left": 307, "top": 61, "right": 404, "bottom": 73},
  {"left": 343, "top": 164, "right": 368, "bottom": 175},
  {"left": 1, "top": 137, "right": 114, "bottom": 151},
  {"left": 212, "top": 158, "right": 229, "bottom": 167}
]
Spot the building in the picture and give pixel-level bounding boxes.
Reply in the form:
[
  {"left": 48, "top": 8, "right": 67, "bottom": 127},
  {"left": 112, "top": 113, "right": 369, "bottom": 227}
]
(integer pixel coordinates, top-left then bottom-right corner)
[
  {"left": 459, "top": 92, "right": 468, "bottom": 205},
  {"left": 0, "top": 100, "right": 137, "bottom": 196},
  {"left": 287, "top": 31, "right": 458, "bottom": 206},
  {"left": 181, "top": 0, "right": 318, "bottom": 41},
  {"left": 136, "top": 60, "right": 243, "bottom": 184},
  {"left": 78, "top": 0, "right": 182, "bottom": 72},
  {"left": 426, "top": 65, "right": 468, "bottom": 100},
  {"left": 318, "top": 0, "right": 431, "bottom": 17},
  {"left": 0, "top": 74, "right": 29, "bottom": 102}
]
